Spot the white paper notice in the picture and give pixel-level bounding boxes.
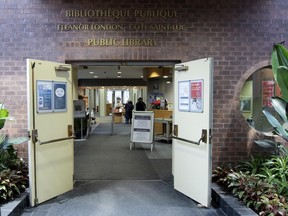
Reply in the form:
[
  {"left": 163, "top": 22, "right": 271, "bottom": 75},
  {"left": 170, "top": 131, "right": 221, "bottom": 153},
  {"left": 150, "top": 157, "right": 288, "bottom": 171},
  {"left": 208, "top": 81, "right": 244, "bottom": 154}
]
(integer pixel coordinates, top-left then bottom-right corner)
[
  {"left": 178, "top": 81, "right": 190, "bottom": 111},
  {"left": 132, "top": 115, "right": 152, "bottom": 143}
]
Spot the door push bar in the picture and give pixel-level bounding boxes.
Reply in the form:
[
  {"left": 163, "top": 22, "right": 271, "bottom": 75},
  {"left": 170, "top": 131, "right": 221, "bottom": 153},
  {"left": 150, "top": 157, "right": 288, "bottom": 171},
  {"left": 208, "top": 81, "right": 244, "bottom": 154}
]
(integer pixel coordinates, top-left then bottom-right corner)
[
  {"left": 171, "top": 125, "right": 209, "bottom": 145},
  {"left": 31, "top": 125, "right": 75, "bottom": 145}
]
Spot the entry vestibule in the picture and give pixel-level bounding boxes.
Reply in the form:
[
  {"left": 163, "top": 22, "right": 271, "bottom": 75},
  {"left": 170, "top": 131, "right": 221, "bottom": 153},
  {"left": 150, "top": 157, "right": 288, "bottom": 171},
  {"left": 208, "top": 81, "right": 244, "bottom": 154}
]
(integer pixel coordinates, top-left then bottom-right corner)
[
  {"left": 72, "top": 61, "right": 176, "bottom": 142},
  {"left": 71, "top": 61, "right": 177, "bottom": 118}
]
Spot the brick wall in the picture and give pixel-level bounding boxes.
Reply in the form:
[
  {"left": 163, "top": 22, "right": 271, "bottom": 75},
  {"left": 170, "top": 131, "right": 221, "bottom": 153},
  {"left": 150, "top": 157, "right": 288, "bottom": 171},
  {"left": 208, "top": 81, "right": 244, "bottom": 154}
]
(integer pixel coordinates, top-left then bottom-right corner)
[{"left": 1, "top": 0, "right": 287, "bottom": 166}]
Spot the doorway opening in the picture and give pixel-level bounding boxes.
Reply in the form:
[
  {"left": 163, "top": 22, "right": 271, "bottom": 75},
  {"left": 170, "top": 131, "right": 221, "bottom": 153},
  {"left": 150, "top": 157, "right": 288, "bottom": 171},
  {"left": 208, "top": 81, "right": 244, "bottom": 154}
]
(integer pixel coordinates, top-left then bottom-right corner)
[
  {"left": 67, "top": 60, "right": 179, "bottom": 135},
  {"left": 68, "top": 60, "right": 179, "bottom": 182}
]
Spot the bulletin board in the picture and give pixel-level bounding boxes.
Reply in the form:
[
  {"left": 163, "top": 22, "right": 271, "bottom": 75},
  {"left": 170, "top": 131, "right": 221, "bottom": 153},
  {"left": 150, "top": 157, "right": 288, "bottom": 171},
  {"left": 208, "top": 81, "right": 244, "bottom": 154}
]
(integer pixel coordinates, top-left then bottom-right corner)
[{"left": 36, "top": 80, "right": 67, "bottom": 113}]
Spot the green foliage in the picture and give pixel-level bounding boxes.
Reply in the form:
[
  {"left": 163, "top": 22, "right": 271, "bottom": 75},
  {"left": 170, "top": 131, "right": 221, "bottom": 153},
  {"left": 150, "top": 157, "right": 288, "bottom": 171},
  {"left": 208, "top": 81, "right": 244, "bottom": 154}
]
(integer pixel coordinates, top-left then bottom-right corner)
[
  {"left": 255, "top": 44, "right": 288, "bottom": 156},
  {"left": 236, "top": 155, "right": 268, "bottom": 174},
  {"left": 0, "top": 108, "right": 9, "bottom": 130},
  {"left": 271, "top": 43, "right": 288, "bottom": 101},
  {"left": 0, "top": 101, "right": 29, "bottom": 204},
  {"left": 213, "top": 154, "right": 288, "bottom": 215}
]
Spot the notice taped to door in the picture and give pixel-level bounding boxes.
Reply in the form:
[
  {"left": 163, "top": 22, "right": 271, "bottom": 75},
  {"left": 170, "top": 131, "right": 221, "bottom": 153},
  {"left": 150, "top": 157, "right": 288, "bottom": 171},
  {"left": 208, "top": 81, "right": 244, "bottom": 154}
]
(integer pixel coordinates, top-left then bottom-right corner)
[{"left": 131, "top": 111, "right": 154, "bottom": 143}]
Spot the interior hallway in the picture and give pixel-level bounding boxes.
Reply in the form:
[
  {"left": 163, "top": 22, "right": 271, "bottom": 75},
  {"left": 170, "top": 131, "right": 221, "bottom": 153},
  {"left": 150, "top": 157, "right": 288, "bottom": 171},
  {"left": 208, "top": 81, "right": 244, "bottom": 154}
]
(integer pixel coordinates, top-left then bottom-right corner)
[{"left": 22, "top": 116, "right": 225, "bottom": 216}]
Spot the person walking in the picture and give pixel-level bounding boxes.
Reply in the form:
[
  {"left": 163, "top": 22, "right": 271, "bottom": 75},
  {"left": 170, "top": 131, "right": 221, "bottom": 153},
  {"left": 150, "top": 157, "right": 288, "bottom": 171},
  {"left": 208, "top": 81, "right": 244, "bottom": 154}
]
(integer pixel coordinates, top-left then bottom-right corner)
[
  {"left": 124, "top": 100, "right": 134, "bottom": 124},
  {"left": 135, "top": 97, "right": 146, "bottom": 111}
]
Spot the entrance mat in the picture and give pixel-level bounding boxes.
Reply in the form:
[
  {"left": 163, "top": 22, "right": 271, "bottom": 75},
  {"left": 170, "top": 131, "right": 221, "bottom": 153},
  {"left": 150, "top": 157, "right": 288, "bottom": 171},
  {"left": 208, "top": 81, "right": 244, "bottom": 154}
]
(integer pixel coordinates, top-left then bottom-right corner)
[
  {"left": 91, "top": 122, "right": 131, "bottom": 135},
  {"left": 74, "top": 134, "right": 159, "bottom": 180}
]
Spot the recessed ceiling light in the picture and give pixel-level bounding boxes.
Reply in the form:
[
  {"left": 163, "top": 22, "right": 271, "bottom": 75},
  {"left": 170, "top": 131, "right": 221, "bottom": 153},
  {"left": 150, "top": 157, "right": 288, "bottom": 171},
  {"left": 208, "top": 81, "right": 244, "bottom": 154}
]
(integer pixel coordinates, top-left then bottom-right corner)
[
  {"left": 163, "top": 75, "right": 168, "bottom": 78},
  {"left": 90, "top": 71, "right": 94, "bottom": 74},
  {"left": 94, "top": 75, "right": 98, "bottom": 78},
  {"left": 167, "top": 81, "right": 171, "bottom": 83},
  {"left": 117, "top": 71, "right": 122, "bottom": 74}
]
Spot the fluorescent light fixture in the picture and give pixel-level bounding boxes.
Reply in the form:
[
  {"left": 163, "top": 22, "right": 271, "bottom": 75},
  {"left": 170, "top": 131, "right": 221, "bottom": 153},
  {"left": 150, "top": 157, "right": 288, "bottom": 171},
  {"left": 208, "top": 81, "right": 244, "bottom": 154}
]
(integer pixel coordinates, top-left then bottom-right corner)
[
  {"left": 163, "top": 75, "right": 168, "bottom": 78},
  {"left": 90, "top": 71, "right": 94, "bottom": 74}
]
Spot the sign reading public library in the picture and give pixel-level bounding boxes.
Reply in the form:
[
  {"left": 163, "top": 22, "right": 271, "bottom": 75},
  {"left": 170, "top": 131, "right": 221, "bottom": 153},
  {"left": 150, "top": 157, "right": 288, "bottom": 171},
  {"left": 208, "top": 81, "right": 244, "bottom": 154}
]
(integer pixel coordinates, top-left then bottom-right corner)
[
  {"left": 37, "top": 80, "right": 67, "bottom": 113},
  {"left": 57, "top": 9, "right": 186, "bottom": 47}
]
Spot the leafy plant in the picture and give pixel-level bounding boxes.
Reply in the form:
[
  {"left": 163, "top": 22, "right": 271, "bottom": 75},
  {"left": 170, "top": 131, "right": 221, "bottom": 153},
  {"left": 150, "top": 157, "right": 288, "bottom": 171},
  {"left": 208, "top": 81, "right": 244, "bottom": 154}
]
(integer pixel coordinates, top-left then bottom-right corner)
[
  {"left": 254, "top": 44, "right": 288, "bottom": 155},
  {"left": 236, "top": 155, "right": 268, "bottom": 175},
  {"left": 213, "top": 159, "right": 288, "bottom": 215},
  {"left": 0, "top": 100, "right": 29, "bottom": 204}
]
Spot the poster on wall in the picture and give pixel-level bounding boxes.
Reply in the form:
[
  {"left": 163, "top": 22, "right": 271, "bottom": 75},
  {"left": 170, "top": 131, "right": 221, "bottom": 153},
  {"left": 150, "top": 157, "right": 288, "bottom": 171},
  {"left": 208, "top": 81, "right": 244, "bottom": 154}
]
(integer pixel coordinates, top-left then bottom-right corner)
[
  {"left": 131, "top": 111, "right": 154, "bottom": 143},
  {"left": 262, "top": 81, "right": 274, "bottom": 107},
  {"left": 53, "top": 82, "right": 67, "bottom": 112},
  {"left": 37, "top": 80, "right": 53, "bottom": 113},
  {"left": 190, "top": 79, "right": 204, "bottom": 113},
  {"left": 178, "top": 81, "right": 190, "bottom": 111}
]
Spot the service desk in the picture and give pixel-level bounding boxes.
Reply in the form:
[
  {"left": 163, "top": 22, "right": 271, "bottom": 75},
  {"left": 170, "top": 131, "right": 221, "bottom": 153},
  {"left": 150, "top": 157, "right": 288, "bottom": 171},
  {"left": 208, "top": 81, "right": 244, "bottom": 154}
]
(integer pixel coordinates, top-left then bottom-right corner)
[
  {"left": 154, "top": 118, "right": 172, "bottom": 142},
  {"left": 149, "top": 109, "right": 172, "bottom": 135},
  {"left": 113, "top": 112, "right": 123, "bottom": 123}
]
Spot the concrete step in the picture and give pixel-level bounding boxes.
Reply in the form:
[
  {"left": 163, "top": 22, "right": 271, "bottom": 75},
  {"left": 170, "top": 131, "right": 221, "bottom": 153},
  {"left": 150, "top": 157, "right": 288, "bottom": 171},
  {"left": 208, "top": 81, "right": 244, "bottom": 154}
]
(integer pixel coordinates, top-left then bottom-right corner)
[{"left": 1, "top": 190, "right": 29, "bottom": 216}]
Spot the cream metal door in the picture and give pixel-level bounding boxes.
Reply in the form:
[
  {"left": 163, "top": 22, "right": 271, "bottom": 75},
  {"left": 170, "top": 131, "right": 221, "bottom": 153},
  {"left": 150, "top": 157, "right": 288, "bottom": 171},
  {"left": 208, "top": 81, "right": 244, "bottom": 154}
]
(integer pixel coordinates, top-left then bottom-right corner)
[
  {"left": 172, "top": 58, "right": 213, "bottom": 207},
  {"left": 27, "top": 59, "right": 74, "bottom": 206}
]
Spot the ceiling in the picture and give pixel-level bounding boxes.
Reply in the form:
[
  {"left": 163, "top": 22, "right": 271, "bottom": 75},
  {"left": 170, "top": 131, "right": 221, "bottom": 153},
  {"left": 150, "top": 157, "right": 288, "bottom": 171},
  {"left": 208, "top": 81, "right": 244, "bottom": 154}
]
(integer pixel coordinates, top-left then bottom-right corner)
[
  {"left": 72, "top": 61, "right": 179, "bottom": 90},
  {"left": 77, "top": 65, "right": 145, "bottom": 79},
  {"left": 70, "top": 60, "right": 180, "bottom": 80}
]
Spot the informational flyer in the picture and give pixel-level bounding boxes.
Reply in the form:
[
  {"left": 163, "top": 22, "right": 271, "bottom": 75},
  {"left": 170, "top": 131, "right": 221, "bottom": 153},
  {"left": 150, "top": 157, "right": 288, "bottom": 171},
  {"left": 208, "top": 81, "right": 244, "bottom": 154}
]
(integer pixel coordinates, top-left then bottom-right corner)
[
  {"left": 190, "top": 79, "right": 203, "bottom": 113},
  {"left": 37, "top": 80, "right": 53, "bottom": 113},
  {"left": 131, "top": 112, "right": 154, "bottom": 143},
  {"left": 54, "top": 82, "right": 67, "bottom": 112},
  {"left": 178, "top": 81, "right": 190, "bottom": 111}
]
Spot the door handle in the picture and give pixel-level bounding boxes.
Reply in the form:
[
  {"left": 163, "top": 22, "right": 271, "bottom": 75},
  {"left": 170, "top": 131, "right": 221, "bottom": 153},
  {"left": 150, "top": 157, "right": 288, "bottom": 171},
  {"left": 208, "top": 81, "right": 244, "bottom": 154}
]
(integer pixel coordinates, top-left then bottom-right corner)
[
  {"left": 172, "top": 125, "right": 207, "bottom": 145},
  {"left": 31, "top": 125, "right": 75, "bottom": 145},
  {"left": 38, "top": 136, "right": 75, "bottom": 145}
]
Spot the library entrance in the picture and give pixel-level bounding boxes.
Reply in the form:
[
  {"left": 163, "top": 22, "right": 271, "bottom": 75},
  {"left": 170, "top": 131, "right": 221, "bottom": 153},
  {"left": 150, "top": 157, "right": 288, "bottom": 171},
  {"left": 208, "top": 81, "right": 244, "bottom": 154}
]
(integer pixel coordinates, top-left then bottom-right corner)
[{"left": 27, "top": 58, "right": 213, "bottom": 207}]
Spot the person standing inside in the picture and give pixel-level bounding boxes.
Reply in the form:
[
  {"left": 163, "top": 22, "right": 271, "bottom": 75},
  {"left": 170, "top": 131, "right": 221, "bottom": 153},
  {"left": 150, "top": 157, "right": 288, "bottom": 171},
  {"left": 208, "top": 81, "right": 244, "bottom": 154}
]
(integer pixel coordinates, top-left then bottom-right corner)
[
  {"left": 124, "top": 100, "right": 134, "bottom": 124},
  {"left": 91, "top": 108, "right": 96, "bottom": 124},
  {"left": 135, "top": 97, "right": 146, "bottom": 111}
]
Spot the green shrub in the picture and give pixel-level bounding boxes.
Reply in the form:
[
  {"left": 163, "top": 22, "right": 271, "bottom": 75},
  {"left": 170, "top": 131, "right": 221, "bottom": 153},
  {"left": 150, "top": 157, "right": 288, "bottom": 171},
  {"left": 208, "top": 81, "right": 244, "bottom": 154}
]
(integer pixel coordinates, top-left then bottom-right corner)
[
  {"left": 0, "top": 100, "right": 29, "bottom": 204},
  {"left": 213, "top": 155, "right": 288, "bottom": 215}
]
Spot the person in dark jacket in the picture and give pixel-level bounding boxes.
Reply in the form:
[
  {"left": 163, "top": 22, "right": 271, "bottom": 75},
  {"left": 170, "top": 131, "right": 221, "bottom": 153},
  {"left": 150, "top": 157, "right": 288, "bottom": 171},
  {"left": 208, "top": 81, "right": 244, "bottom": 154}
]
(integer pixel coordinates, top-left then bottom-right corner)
[
  {"left": 124, "top": 100, "right": 134, "bottom": 124},
  {"left": 135, "top": 97, "right": 146, "bottom": 111}
]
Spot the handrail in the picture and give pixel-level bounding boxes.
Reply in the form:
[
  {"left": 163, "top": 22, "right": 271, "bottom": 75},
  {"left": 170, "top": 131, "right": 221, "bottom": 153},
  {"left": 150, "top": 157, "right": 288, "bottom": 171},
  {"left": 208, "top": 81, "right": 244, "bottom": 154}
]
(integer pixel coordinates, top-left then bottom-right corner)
[
  {"left": 171, "top": 133, "right": 205, "bottom": 146},
  {"left": 38, "top": 136, "right": 75, "bottom": 145}
]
